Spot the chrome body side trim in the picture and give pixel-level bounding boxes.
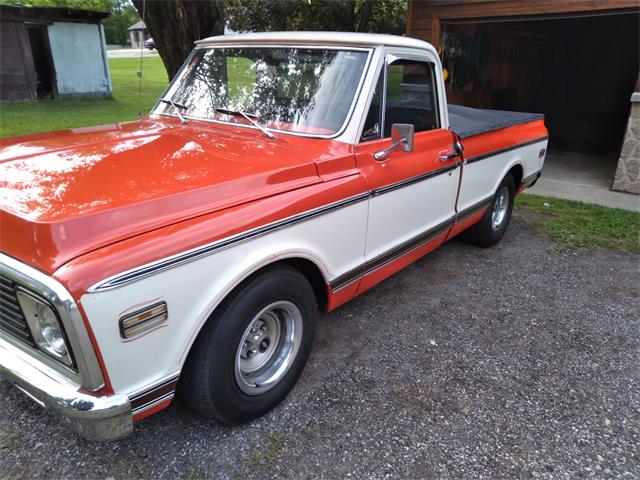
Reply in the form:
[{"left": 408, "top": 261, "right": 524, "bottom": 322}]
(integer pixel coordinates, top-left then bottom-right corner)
[
  {"left": 364, "top": 217, "right": 452, "bottom": 274},
  {"left": 330, "top": 216, "right": 454, "bottom": 292},
  {"left": 90, "top": 163, "right": 463, "bottom": 293},
  {"left": 454, "top": 195, "right": 493, "bottom": 224},
  {"left": 0, "top": 253, "right": 105, "bottom": 391},
  {"left": 464, "top": 136, "right": 549, "bottom": 165},
  {"left": 89, "top": 191, "right": 370, "bottom": 292},
  {"left": 89, "top": 136, "right": 542, "bottom": 293},
  {"left": 132, "top": 391, "right": 175, "bottom": 416},
  {"left": 0, "top": 335, "right": 132, "bottom": 441},
  {"left": 330, "top": 266, "right": 366, "bottom": 292},
  {"left": 129, "top": 374, "right": 179, "bottom": 414},
  {"left": 371, "top": 162, "right": 460, "bottom": 197}
]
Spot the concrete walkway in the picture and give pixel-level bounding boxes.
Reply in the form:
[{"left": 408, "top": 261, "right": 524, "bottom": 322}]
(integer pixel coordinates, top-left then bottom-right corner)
[{"left": 528, "top": 150, "right": 640, "bottom": 212}]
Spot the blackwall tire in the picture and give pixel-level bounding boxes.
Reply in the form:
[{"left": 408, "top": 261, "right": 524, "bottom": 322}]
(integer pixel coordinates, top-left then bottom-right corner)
[
  {"left": 460, "top": 173, "right": 516, "bottom": 248},
  {"left": 180, "top": 265, "right": 317, "bottom": 425}
]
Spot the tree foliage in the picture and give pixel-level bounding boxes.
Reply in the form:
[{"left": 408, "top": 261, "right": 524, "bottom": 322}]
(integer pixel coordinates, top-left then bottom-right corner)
[
  {"left": 131, "top": 0, "right": 224, "bottom": 80},
  {"left": 1, "top": 0, "right": 116, "bottom": 9},
  {"left": 102, "top": 3, "right": 139, "bottom": 45},
  {"left": 3, "top": 0, "right": 408, "bottom": 81},
  {"left": 226, "top": 0, "right": 407, "bottom": 35},
  {"left": 0, "top": 0, "right": 141, "bottom": 45}
]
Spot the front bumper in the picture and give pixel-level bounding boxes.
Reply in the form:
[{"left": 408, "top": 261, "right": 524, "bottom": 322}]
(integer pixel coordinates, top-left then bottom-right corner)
[{"left": 0, "top": 336, "right": 133, "bottom": 441}]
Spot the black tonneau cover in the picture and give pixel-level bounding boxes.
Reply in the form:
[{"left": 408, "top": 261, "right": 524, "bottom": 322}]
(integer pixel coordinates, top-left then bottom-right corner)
[{"left": 448, "top": 104, "right": 544, "bottom": 139}]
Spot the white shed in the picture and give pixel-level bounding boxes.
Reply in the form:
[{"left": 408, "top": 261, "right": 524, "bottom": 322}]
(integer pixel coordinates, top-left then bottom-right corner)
[
  {"left": 127, "top": 20, "right": 149, "bottom": 49},
  {"left": 0, "top": 5, "right": 112, "bottom": 101}
]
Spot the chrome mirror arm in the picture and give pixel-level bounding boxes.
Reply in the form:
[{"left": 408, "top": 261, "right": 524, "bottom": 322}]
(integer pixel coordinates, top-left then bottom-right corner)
[
  {"left": 374, "top": 138, "right": 407, "bottom": 161},
  {"left": 373, "top": 123, "right": 415, "bottom": 162}
]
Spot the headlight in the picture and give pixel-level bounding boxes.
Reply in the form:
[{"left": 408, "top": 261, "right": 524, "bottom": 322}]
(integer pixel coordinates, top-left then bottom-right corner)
[{"left": 16, "top": 290, "right": 73, "bottom": 367}]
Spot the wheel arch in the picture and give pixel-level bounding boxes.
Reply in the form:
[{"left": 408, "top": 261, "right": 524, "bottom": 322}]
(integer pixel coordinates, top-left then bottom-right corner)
[
  {"left": 279, "top": 257, "right": 329, "bottom": 311},
  {"left": 507, "top": 163, "right": 524, "bottom": 189},
  {"left": 491, "top": 159, "right": 524, "bottom": 197},
  {"left": 178, "top": 251, "right": 330, "bottom": 369},
  {"left": 232, "top": 253, "right": 330, "bottom": 311}
]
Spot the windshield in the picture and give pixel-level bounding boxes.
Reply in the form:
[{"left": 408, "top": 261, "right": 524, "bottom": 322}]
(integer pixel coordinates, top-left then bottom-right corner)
[{"left": 155, "top": 47, "right": 370, "bottom": 136}]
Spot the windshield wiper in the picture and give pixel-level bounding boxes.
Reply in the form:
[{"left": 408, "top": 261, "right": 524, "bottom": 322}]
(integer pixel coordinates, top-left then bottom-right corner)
[
  {"left": 160, "top": 98, "right": 189, "bottom": 124},
  {"left": 215, "top": 108, "right": 276, "bottom": 139}
]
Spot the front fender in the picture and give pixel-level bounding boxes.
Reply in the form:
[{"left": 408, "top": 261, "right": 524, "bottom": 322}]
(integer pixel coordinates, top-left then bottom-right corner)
[{"left": 79, "top": 195, "right": 368, "bottom": 398}]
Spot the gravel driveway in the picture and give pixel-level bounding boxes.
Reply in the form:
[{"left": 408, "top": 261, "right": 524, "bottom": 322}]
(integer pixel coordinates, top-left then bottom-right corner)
[{"left": 1, "top": 210, "right": 639, "bottom": 479}]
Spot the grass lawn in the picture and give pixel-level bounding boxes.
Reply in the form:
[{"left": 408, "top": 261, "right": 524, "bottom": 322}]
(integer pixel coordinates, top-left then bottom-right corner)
[
  {"left": 0, "top": 56, "right": 169, "bottom": 138},
  {"left": 515, "top": 194, "right": 640, "bottom": 253}
]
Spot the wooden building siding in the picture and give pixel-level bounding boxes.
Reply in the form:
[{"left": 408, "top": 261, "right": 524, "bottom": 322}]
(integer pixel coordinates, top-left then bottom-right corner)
[
  {"left": 0, "top": 22, "right": 38, "bottom": 101},
  {"left": 408, "top": 0, "right": 640, "bottom": 49},
  {"left": 0, "top": 5, "right": 110, "bottom": 101}
]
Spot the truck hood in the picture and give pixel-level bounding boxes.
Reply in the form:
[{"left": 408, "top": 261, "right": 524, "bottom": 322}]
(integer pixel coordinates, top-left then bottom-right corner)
[{"left": 0, "top": 119, "right": 323, "bottom": 273}]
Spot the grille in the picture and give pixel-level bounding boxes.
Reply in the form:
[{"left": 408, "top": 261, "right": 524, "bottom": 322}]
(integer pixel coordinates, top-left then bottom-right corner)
[{"left": 0, "top": 275, "right": 35, "bottom": 346}]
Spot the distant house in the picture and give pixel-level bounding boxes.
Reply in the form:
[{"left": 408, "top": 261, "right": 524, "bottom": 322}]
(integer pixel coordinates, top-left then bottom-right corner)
[
  {"left": 0, "top": 5, "right": 111, "bottom": 101},
  {"left": 128, "top": 20, "right": 149, "bottom": 49},
  {"left": 128, "top": 21, "right": 236, "bottom": 50}
]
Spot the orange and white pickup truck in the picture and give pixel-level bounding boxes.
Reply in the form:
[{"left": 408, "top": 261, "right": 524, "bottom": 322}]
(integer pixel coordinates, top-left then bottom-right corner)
[{"left": 0, "top": 32, "right": 547, "bottom": 440}]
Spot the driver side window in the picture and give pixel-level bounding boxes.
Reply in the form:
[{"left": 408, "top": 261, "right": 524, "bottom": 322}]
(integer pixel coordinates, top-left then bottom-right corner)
[{"left": 360, "top": 58, "right": 439, "bottom": 142}]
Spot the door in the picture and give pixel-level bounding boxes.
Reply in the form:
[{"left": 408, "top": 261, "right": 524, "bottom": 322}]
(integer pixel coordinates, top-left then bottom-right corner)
[
  {"left": 27, "top": 25, "right": 56, "bottom": 98},
  {"left": 355, "top": 53, "right": 461, "bottom": 290},
  {"left": 0, "top": 22, "right": 38, "bottom": 101}
]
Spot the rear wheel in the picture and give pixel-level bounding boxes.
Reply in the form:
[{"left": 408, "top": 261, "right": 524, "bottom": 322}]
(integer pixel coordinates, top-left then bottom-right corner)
[
  {"left": 180, "top": 265, "right": 316, "bottom": 425},
  {"left": 461, "top": 173, "right": 515, "bottom": 247}
]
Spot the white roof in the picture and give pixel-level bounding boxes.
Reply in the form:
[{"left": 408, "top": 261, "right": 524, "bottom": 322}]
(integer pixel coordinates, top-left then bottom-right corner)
[
  {"left": 128, "top": 20, "right": 146, "bottom": 31},
  {"left": 196, "top": 31, "right": 436, "bottom": 53}
]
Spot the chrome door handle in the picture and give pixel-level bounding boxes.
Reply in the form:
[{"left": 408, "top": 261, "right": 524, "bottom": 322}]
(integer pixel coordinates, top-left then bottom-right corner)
[
  {"left": 438, "top": 151, "right": 460, "bottom": 162},
  {"left": 439, "top": 139, "right": 465, "bottom": 162}
]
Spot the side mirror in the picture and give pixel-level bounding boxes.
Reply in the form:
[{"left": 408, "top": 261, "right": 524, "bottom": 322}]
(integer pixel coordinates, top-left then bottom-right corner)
[{"left": 374, "top": 123, "right": 415, "bottom": 161}]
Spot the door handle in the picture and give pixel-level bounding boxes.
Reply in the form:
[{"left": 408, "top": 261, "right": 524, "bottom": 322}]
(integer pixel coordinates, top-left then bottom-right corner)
[
  {"left": 439, "top": 139, "right": 465, "bottom": 162},
  {"left": 438, "top": 151, "right": 460, "bottom": 162}
]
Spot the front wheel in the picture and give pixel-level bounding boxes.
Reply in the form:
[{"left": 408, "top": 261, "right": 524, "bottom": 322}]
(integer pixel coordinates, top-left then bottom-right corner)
[
  {"left": 180, "top": 265, "right": 317, "bottom": 425},
  {"left": 461, "top": 173, "right": 515, "bottom": 247}
]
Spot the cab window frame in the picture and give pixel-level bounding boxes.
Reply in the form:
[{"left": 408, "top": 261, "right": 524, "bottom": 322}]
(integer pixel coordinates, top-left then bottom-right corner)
[{"left": 360, "top": 55, "right": 440, "bottom": 143}]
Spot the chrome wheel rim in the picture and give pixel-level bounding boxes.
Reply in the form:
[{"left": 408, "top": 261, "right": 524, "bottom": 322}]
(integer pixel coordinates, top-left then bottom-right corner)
[
  {"left": 491, "top": 186, "right": 510, "bottom": 231},
  {"left": 234, "top": 301, "right": 303, "bottom": 396}
]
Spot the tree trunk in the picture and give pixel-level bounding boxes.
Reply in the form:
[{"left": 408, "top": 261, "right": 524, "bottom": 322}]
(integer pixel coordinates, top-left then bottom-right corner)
[
  {"left": 132, "top": 0, "right": 225, "bottom": 80},
  {"left": 356, "top": 0, "right": 378, "bottom": 32},
  {"left": 341, "top": 0, "right": 356, "bottom": 32}
]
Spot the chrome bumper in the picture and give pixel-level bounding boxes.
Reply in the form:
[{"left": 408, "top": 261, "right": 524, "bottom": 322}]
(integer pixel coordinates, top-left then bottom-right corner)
[{"left": 0, "top": 336, "right": 133, "bottom": 441}]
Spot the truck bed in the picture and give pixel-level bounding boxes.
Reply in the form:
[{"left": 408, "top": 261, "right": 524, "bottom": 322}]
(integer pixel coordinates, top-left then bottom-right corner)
[{"left": 448, "top": 104, "right": 544, "bottom": 139}]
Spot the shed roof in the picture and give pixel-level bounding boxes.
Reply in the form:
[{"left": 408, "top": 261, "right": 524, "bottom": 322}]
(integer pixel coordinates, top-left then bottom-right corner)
[
  {"left": 0, "top": 4, "right": 109, "bottom": 23},
  {"left": 128, "top": 20, "right": 146, "bottom": 31}
]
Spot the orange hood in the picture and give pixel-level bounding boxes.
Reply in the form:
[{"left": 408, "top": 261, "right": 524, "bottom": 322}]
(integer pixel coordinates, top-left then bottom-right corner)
[{"left": 0, "top": 118, "right": 325, "bottom": 274}]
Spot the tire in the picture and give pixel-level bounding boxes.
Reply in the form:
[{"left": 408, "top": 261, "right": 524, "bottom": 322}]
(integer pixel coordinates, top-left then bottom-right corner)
[
  {"left": 180, "top": 265, "right": 317, "bottom": 425},
  {"left": 460, "top": 172, "right": 515, "bottom": 247}
]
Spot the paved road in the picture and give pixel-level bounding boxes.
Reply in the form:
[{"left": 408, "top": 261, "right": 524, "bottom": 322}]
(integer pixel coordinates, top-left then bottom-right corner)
[
  {"left": 107, "top": 48, "right": 159, "bottom": 58},
  {"left": 1, "top": 210, "right": 639, "bottom": 479}
]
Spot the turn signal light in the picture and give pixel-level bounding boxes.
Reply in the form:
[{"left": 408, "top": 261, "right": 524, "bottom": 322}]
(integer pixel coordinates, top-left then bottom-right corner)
[{"left": 119, "top": 301, "right": 168, "bottom": 339}]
